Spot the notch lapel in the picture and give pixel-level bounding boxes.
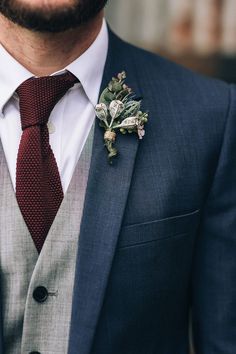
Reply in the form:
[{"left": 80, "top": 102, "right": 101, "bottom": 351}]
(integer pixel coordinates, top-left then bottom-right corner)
[{"left": 68, "top": 30, "right": 143, "bottom": 354}]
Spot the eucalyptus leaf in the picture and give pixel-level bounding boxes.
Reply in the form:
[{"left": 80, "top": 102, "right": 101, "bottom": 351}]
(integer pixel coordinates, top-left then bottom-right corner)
[
  {"left": 115, "top": 116, "right": 138, "bottom": 129},
  {"left": 109, "top": 100, "right": 125, "bottom": 120},
  {"left": 95, "top": 103, "right": 108, "bottom": 121}
]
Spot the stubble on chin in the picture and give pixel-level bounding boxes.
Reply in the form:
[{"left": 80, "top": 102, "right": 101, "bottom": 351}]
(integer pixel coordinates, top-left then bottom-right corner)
[{"left": 0, "top": 0, "right": 108, "bottom": 33}]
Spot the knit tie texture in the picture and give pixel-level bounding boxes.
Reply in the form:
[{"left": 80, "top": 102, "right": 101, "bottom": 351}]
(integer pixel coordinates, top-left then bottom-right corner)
[{"left": 16, "top": 71, "right": 78, "bottom": 253}]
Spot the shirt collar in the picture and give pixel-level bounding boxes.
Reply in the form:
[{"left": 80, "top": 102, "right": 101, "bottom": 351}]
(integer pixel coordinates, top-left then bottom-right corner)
[
  {"left": 0, "top": 46, "right": 33, "bottom": 116},
  {"left": 66, "top": 18, "right": 108, "bottom": 106},
  {"left": 0, "top": 18, "right": 108, "bottom": 115}
]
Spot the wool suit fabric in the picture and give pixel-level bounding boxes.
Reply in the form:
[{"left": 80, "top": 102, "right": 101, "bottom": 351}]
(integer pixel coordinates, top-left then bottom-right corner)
[{"left": 0, "top": 28, "right": 235, "bottom": 354}]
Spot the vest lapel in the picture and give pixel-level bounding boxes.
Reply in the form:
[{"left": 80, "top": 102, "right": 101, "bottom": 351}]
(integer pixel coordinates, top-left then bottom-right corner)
[{"left": 68, "top": 30, "right": 143, "bottom": 354}]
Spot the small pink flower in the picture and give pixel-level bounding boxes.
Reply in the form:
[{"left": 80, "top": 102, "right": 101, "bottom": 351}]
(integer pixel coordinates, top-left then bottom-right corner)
[{"left": 137, "top": 124, "right": 145, "bottom": 139}]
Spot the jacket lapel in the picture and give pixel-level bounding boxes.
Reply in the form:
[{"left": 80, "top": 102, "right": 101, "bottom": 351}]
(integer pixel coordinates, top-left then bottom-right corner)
[{"left": 68, "top": 30, "right": 143, "bottom": 354}]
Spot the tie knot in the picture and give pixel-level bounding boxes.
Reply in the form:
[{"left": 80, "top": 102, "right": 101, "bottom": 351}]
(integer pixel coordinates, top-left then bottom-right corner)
[{"left": 16, "top": 71, "right": 78, "bottom": 129}]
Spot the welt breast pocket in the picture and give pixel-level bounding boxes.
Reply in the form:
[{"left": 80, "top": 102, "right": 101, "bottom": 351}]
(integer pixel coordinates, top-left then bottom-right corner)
[{"left": 117, "top": 209, "right": 200, "bottom": 249}]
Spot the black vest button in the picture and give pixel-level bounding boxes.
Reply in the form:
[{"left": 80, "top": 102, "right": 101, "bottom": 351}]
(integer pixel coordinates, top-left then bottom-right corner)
[
  {"left": 33, "top": 286, "right": 48, "bottom": 303},
  {"left": 29, "top": 352, "right": 41, "bottom": 354}
]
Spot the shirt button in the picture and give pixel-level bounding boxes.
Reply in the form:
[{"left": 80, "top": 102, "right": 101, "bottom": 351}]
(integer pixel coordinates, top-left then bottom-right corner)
[{"left": 33, "top": 286, "right": 48, "bottom": 303}]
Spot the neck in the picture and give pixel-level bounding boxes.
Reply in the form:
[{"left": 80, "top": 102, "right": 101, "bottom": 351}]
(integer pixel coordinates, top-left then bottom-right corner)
[{"left": 0, "top": 12, "right": 104, "bottom": 77}]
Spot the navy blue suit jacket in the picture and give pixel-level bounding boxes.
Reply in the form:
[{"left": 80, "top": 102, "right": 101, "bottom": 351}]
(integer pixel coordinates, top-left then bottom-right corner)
[
  {"left": 1, "top": 29, "right": 235, "bottom": 354},
  {"left": 68, "top": 30, "right": 236, "bottom": 354}
]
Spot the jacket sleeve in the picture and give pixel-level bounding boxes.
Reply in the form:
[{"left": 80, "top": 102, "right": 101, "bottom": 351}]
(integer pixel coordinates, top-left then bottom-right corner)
[{"left": 192, "top": 84, "right": 236, "bottom": 354}]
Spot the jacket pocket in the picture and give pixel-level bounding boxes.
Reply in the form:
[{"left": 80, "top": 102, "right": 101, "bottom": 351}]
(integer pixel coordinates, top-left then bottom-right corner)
[{"left": 117, "top": 209, "right": 200, "bottom": 248}]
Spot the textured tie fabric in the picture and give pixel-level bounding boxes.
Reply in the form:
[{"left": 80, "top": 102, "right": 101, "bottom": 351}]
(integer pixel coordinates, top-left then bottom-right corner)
[{"left": 16, "top": 72, "right": 78, "bottom": 253}]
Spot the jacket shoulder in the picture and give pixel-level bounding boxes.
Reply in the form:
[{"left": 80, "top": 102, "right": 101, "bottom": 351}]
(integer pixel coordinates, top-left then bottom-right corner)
[
  {"left": 108, "top": 30, "right": 232, "bottom": 145},
  {"left": 120, "top": 36, "right": 228, "bottom": 95}
]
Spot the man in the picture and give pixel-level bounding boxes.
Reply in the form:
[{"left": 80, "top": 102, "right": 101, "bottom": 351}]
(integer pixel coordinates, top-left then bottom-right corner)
[{"left": 0, "top": 1, "right": 235, "bottom": 353}]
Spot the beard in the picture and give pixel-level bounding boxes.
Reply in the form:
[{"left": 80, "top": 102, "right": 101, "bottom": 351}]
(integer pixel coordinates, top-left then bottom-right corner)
[{"left": 0, "top": 0, "right": 108, "bottom": 32}]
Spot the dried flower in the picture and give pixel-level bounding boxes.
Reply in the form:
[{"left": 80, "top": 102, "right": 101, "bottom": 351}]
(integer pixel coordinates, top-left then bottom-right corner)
[{"left": 95, "top": 71, "right": 149, "bottom": 163}]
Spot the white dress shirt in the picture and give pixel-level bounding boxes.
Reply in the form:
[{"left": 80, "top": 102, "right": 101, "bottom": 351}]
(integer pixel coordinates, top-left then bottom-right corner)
[{"left": 0, "top": 19, "right": 108, "bottom": 193}]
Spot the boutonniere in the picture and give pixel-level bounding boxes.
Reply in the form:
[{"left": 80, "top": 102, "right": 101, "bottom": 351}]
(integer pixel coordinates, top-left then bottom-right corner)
[{"left": 95, "top": 71, "right": 148, "bottom": 164}]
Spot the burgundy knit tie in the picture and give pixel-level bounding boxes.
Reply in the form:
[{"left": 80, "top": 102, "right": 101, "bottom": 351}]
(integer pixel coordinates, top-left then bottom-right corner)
[{"left": 16, "top": 72, "right": 78, "bottom": 253}]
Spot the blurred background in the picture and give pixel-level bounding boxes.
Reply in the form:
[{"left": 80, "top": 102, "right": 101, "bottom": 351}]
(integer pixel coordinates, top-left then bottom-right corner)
[{"left": 105, "top": 0, "right": 236, "bottom": 83}]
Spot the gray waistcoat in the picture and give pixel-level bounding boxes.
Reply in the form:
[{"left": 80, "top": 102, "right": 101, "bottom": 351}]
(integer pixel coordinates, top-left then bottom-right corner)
[{"left": 0, "top": 125, "right": 94, "bottom": 354}]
